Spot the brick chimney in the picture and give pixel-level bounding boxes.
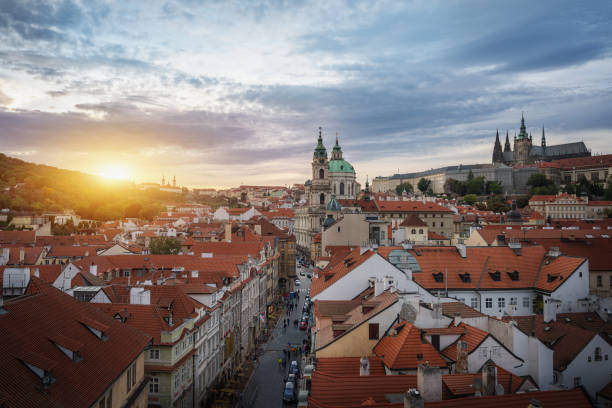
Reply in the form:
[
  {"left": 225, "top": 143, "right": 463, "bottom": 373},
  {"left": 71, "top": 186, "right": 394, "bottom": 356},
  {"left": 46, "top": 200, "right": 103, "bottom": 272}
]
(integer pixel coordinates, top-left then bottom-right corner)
[
  {"left": 455, "top": 340, "right": 468, "bottom": 374},
  {"left": 482, "top": 361, "right": 497, "bottom": 396},
  {"left": 19, "top": 247, "right": 25, "bottom": 264},
  {"left": 417, "top": 363, "right": 442, "bottom": 402},
  {"left": 403, "top": 389, "right": 424, "bottom": 408}
]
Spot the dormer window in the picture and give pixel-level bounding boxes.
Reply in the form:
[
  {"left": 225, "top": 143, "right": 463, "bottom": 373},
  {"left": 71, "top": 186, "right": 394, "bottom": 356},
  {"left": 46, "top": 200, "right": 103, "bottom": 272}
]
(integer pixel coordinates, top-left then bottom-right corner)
[
  {"left": 507, "top": 270, "right": 519, "bottom": 281},
  {"left": 432, "top": 272, "right": 444, "bottom": 283},
  {"left": 489, "top": 271, "right": 501, "bottom": 281},
  {"left": 80, "top": 317, "right": 109, "bottom": 341},
  {"left": 459, "top": 273, "right": 471, "bottom": 283},
  {"left": 19, "top": 353, "right": 57, "bottom": 388},
  {"left": 49, "top": 334, "right": 83, "bottom": 363}
]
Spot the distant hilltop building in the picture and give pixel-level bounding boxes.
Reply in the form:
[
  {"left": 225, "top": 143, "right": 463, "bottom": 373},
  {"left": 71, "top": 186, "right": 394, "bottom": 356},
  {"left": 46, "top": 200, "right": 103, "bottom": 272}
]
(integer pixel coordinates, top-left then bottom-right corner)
[
  {"left": 373, "top": 114, "right": 603, "bottom": 195},
  {"left": 492, "top": 114, "right": 590, "bottom": 165}
]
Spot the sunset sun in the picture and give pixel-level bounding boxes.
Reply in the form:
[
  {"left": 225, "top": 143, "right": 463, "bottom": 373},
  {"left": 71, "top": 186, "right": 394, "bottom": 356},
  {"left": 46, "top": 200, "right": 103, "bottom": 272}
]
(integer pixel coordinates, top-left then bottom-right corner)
[{"left": 99, "top": 164, "right": 130, "bottom": 180}]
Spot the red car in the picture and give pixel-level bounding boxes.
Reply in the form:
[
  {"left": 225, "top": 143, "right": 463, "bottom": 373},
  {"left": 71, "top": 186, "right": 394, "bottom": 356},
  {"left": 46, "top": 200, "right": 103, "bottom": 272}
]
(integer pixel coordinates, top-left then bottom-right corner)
[{"left": 299, "top": 320, "right": 307, "bottom": 330}]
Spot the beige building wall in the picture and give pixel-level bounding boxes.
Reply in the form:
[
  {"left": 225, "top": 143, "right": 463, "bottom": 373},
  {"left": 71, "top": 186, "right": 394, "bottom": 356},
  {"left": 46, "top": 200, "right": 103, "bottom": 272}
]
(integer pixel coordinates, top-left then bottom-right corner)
[
  {"left": 92, "top": 351, "right": 148, "bottom": 408},
  {"left": 321, "top": 214, "right": 370, "bottom": 252},
  {"left": 316, "top": 323, "right": 378, "bottom": 358}
]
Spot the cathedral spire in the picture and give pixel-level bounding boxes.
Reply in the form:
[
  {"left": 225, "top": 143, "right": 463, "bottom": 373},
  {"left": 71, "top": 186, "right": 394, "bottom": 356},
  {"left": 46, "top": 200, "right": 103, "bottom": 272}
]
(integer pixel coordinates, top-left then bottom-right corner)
[
  {"left": 518, "top": 112, "right": 528, "bottom": 139},
  {"left": 364, "top": 176, "right": 370, "bottom": 201},
  {"left": 492, "top": 129, "right": 503, "bottom": 163},
  {"left": 504, "top": 130, "right": 511, "bottom": 152},
  {"left": 541, "top": 126, "right": 546, "bottom": 148}
]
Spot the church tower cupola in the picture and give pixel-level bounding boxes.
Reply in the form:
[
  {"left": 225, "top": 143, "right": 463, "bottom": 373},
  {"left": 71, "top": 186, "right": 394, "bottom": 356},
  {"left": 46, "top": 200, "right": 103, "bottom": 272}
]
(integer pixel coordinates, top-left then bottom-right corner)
[
  {"left": 314, "top": 126, "right": 327, "bottom": 160},
  {"left": 331, "top": 133, "right": 343, "bottom": 160}
]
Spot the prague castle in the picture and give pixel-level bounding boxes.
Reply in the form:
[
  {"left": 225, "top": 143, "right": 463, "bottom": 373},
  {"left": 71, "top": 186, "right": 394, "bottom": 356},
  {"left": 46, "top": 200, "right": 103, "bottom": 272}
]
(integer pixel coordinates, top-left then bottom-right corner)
[{"left": 492, "top": 114, "right": 590, "bottom": 165}]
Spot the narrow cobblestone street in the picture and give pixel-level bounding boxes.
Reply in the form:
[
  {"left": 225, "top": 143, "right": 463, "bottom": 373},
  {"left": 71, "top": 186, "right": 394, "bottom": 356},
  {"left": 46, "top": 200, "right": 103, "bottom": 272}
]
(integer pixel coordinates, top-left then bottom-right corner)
[{"left": 240, "top": 272, "right": 312, "bottom": 407}]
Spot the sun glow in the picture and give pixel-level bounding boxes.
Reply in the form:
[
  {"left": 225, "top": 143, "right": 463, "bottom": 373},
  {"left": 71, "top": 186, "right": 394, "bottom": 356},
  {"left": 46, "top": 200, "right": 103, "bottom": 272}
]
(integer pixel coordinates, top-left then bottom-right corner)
[{"left": 99, "top": 164, "right": 130, "bottom": 180}]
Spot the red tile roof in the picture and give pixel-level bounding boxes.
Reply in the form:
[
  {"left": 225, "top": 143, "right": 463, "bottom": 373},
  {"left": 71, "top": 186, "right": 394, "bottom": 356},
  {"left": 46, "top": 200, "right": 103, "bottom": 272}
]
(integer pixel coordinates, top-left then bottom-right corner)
[
  {"left": 375, "top": 200, "right": 453, "bottom": 213},
  {"left": 400, "top": 214, "right": 427, "bottom": 227},
  {"left": 550, "top": 153, "right": 612, "bottom": 170},
  {"left": 374, "top": 322, "right": 448, "bottom": 370},
  {"left": 0, "top": 230, "right": 36, "bottom": 246},
  {"left": 315, "top": 357, "right": 387, "bottom": 377},
  {"left": 441, "top": 323, "right": 488, "bottom": 361},
  {"left": 424, "top": 388, "right": 591, "bottom": 408},
  {"left": 311, "top": 247, "right": 377, "bottom": 298},
  {"left": 0, "top": 278, "right": 150, "bottom": 408}
]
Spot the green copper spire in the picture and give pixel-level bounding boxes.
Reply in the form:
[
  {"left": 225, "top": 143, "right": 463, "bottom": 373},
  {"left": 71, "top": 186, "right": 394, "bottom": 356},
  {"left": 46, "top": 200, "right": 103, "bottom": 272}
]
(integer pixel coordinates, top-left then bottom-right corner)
[{"left": 314, "top": 126, "right": 327, "bottom": 159}]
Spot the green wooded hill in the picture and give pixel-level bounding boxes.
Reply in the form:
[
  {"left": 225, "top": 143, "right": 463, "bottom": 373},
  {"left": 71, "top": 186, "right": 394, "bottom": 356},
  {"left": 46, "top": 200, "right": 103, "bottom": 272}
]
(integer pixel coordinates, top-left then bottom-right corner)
[{"left": 0, "top": 153, "right": 183, "bottom": 221}]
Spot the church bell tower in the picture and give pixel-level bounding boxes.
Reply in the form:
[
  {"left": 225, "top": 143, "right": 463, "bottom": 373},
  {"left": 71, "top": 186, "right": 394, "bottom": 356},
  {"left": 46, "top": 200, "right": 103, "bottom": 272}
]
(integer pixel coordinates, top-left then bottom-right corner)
[{"left": 310, "top": 127, "right": 331, "bottom": 208}]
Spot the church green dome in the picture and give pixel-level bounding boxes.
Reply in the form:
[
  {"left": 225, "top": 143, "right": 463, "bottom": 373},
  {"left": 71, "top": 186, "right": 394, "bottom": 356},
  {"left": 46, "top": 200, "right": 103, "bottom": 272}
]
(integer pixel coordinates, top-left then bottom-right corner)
[{"left": 328, "top": 159, "right": 355, "bottom": 173}]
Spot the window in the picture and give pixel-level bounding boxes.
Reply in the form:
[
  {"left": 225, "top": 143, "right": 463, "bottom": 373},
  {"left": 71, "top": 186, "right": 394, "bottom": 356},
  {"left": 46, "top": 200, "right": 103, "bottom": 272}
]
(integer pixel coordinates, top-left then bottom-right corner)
[
  {"left": 510, "top": 297, "right": 517, "bottom": 306},
  {"left": 182, "top": 366, "right": 186, "bottom": 382},
  {"left": 498, "top": 298, "right": 505, "bottom": 309},
  {"left": 595, "top": 347, "right": 602, "bottom": 361},
  {"left": 485, "top": 298, "right": 492, "bottom": 308},
  {"left": 419, "top": 229, "right": 423, "bottom": 234},
  {"left": 319, "top": 193, "right": 325, "bottom": 205},
  {"left": 126, "top": 365, "right": 131, "bottom": 392},
  {"left": 523, "top": 297, "right": 530, "bottom": 308},
  {"left": 99, "top": 397, "right": 105, "bottom": 408},
  {"left": 132, "top": 364, "right": 136, "bottom": 386},
  {"left": 470, "top": 298, "right": 478, "bottom": 309},
  {"left": 340, "top": 182, "right": 345, "bottom": 195},
  {"left": 440, "top": 222, "right": 444, "bottom": 227},
  {"left": 411, "top": 229, "right": 416, "bottom": 234},
  {"left": 609, "top": 276, "right": 612, "bottom": 288},
  {"left": 432, "top": 222, "right": 436, "bottom": 227},
  {"left": 149, "top": 377, "right": 159, "bottom": 393},
  {"left": 597, "top": 276, "right": 603, "bottom": 287},
  {"left": 369, "top": 323, "right": 379, "bottom": 340},
  {"left": 149, "top": 349, "right": 160, "bottom": 360},
  {"left": 573, "top": 377, "right": 581, "bottom": 387},
  {"left": 480, "top": 347, "right": 488, "bottom": 358},
  {"left": 106, "top": 389, "right": 112, "bottom": 408},
  {"left": 175, "top": 374, "right": 180, "bottom": 388},
  {"left": 124, "top": 270, "right": 130, "bottom": 277}
]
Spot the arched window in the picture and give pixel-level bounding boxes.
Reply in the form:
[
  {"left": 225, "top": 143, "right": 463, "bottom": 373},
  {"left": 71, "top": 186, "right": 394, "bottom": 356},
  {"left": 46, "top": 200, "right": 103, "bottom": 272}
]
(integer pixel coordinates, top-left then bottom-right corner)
[
  {"left": 419, "top": 229, "right": 423, "bottom": 234},
  {"left": 319, "top": 169, "right": 324, "bottom": 179},
  {"left": 340, "top": 182, "right": 345, "bottom": 195},
  {"left": 411, "top": 229, "right": 416, "bottom": 234},
  {"left": 595, "top": 347, "right": 602, "bottom": 361},
  {"left": 320, "top": 193, "right": 325, "bottom": 205},
  {"left": 333, "top": 184, "right": 336, "bottom": 194}
]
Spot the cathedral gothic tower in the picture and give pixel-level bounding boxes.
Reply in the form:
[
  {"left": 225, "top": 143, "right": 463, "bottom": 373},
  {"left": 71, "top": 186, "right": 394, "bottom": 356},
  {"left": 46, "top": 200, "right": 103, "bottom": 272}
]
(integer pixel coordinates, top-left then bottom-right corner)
[
  {"left": 513, "top": 113, "right": 532, "bottom": 165},
  {"left": 492, "top": 129, "right": 503, "bottom": 163}
]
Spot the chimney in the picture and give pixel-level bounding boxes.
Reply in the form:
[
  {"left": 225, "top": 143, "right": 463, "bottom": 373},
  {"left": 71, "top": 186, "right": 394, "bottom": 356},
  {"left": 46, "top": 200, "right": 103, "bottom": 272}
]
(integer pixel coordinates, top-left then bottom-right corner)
[
  {"left": 0, "top": 248, "right": 9, "bottom": 265},
  {"left": 543, "top": 298, "right": 558, "bottom": 323},
  {"left": 359, "top": 356, "right": 370, "bottom": 376},
  {"left": 417, "top": 363, "right": 442, "bottom": 402},
  {"left": 482, "top": 362, "right": 497, "bottom": 396},
  {"left": 254, "top": 224, "right": 262, "bottom": 235},
  {"left": 34, "top": 268, "right": 39, "bottom": 278},
  {"left": 374, "top": 279, "right": 384, "bottom": 297},
  {"left": 90, "top": 263, "right": 98, "bottom": 276},
  {"left": 403, "top": 389, "right": 424, "bottom": 408},
  {"left": 19, "top": 247, "right": 25, "bottom": 264},
  {"left": 455, "top": 243, "right": 466, "bottom": 258},
  {"left": 455, "top": 341, "right": 468, "bottom": 374},
  {"left": 225, "top": 223, "right": 232, "bottom": 243}
]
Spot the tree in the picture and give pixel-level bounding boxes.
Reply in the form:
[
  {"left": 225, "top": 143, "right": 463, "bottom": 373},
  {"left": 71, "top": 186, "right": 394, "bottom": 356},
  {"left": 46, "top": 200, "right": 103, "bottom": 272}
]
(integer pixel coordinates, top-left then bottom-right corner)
[
  {"left": 527, "top": 173, "right": 550, "bottom": 188},
  {"left": 466, "top": 176, "right": 485, "bottom": 195},
  {"left": 124, "top": 202, "right": 142, "bottom": 218},
  {"left": 444, "top": 178, "right": 465, "bottom": 196},
  {"left": 395, "top": 182, "right": 414, "bottom": 195},
  {"left": 487, "top": 195, "right": 510, "bottom": 213},
  {"left": 527, "top": 173, "right": 558, "bottom": 197},
  {"left": 463, "top": 194, "right": 478, "bottom": 206},
  {"left": 486, "top": 181, "right": 503, "bottom": 195},
  {"left": 150, "top": 237, "right": 182, "bottom": 255},
  {"left": 516, "top": 196, "right": 529, "bottom": 208},
  {"left": 604, "top": 180, "right": 612, "bottom": 201},
  {"left": 417, "top": 178, "right": 431, "bottom": 194}
]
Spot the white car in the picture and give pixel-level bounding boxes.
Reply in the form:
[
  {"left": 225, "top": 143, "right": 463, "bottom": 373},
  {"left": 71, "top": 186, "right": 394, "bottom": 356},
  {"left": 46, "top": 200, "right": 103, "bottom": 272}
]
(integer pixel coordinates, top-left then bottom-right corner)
[{"left": 295, "top": 279, "right": 301, "bottom": 286}]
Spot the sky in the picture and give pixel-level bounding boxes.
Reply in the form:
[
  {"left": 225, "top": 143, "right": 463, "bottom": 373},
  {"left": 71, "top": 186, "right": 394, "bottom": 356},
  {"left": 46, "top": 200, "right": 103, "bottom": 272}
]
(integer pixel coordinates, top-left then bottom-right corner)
[{"left": 0, "top": 0, "right": 611, "bottom": 189}]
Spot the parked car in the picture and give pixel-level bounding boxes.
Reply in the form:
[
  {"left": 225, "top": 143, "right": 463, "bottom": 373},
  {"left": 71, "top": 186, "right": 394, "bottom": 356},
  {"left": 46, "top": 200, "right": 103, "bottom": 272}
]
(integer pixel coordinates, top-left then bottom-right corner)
[
  {"left": 299, "top": 271, "right": 305, "bottom": 277},
  {"left": 299, "top": 320, "right": 307, "bottom": 330},
  {"left": 283, "top": 381, "right": 295, "bottom": 402},
  {"left": 287, "top": 373, "right": 296, "bottom": 385},
  {"left": 295, "top": 279, "right": 301, "bottom": 286},
  {"left": 307, "top": 273, "right": 312, "bottom": 279},
  {"left": 290, "top": 360, "right": 299, "bottom": 375}
]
